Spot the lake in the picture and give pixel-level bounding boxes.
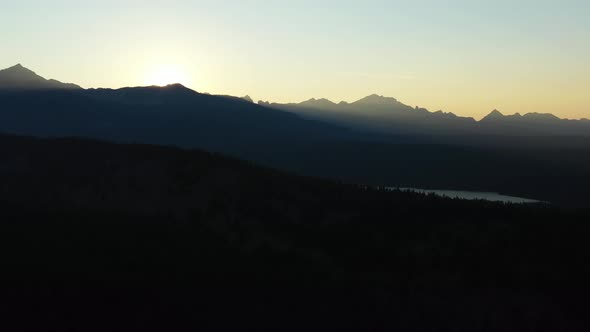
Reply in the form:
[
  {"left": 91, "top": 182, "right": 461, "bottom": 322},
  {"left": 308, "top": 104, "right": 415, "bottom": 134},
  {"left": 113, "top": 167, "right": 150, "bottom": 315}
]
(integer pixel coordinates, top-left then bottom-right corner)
[{"left": 390, "top": 187, "right": 543, "bottom": 204}]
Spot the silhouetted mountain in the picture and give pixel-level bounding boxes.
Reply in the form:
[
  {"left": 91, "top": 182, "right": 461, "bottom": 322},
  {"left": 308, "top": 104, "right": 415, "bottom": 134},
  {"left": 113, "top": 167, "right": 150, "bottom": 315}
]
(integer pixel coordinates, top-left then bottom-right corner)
[
  {"left": 481, "top": 109, "right": 562, "bottom": 123},
  {"left": 2, "top": 61, "right": 590, "bottom": 330},
  {"left": 481, "top": 109, "right": 506, "bottom": 121},
  {"left": 85, "top": 83, "right": 208, "bottom": 105},
  {"left": 1, "top": 65, "right": 590, "bottom": 208},
  {"left": 478, "top": 109, "right": 588, "bottom": 136},
  {"left": 266, "top": 94, "right": 478, "bottom": 135},
  {"left": 2, "top": 65, "right": 587, "bottom": 141},
  {"left": 352, "top": 94, "right": 403, "bottom": 106},
  {"left": 268, "top": 94, "right": 590, "bottom": 137},
  {"left": 523, "top": 112, "right": 561, "bottom": 121},
  {"left": 299, "top": 97, "right": 339, "bottom": 109},
  {"left": 0, "top": 64, "right": 355, "bottom": 148},
  {"left": 0, "top": 64, "right": 81, "bottom": 90}
]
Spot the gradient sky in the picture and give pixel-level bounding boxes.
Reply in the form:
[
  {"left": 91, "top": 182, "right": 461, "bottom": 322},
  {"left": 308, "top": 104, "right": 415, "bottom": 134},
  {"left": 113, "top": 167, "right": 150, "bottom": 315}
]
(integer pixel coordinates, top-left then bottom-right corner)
[{"left": 1, "top": 0, "right": 589, "bottom": 119}]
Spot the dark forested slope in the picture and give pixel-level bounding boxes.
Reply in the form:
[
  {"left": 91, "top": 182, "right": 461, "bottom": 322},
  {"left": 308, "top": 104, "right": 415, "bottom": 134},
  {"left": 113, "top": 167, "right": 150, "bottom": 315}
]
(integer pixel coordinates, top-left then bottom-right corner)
[{"left": 1, "top": 134, "right": 589, "bottom": 331}]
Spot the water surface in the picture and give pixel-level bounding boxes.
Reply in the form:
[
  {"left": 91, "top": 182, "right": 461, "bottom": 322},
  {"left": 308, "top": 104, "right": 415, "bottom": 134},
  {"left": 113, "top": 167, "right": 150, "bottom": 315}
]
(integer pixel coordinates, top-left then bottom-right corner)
[{"left": 391, "top": 187, "right": 542, "bottom": 204}]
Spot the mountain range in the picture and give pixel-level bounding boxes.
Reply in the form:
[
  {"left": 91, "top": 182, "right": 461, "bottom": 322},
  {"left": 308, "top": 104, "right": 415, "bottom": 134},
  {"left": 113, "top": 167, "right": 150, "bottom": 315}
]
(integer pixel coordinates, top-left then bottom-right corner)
[
  {"left": 0, "top": 64, "right": 352, "bottom": 146},
  {"left": 1, "top": 64, "right": 590, "bottom": 207},
  {"left": 2, "top": 63, "right": 588, "bottom": 138},
  {"left": 262, "top": 94, "right": 590, "bottom": 137},
  {"left": 1, "top": 64, "right": 590, "bottom": 331}
]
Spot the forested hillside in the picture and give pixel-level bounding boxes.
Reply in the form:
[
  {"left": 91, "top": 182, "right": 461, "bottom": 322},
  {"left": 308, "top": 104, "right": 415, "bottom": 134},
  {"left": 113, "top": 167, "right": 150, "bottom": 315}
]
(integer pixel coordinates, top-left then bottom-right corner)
[{"left": 1, "top": 134, "right": 589, "bottom": 331}]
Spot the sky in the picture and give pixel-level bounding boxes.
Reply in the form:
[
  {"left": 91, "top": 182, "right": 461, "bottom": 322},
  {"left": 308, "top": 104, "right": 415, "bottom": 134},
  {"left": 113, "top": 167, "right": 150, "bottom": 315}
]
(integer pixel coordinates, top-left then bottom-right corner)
[{"left": 1, "top": 0, "right": 589, "bottom": 119}]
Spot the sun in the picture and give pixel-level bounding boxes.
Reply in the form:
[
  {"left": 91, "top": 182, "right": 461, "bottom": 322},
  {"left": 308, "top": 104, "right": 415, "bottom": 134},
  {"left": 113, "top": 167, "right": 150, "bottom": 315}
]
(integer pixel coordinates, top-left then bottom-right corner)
[{"left": 145, "top": 64, "right": 189, "bottom": 87}]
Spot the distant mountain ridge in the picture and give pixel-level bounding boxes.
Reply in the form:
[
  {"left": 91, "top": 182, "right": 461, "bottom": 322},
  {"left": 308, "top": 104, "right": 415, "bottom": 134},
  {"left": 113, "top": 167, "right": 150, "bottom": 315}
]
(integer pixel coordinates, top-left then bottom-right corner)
[
  {"left": 263, "top": 95, "right": 590, "bottom": 137},
  {"left": 0, "top": 63, "right": 353, "bottom": 154},
  {"left": 1, "top": 63, "right": 589, "bottom": 139},
  {"left": 261, "top": 95, "right": 477, "bottom": 135},
  {"left": 84, "top": 83, "right": 208, "bottom": 105},
  {"left": 481, "top": 109, "right": 561, "bottom": 122}
]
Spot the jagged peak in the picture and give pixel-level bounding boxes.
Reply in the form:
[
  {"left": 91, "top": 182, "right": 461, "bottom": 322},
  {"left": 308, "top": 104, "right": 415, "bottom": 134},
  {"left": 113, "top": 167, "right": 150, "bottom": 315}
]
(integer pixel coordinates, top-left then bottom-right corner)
[
  {"left": 153, "top": 84, "right": 198, "bottom": 93},
  {"left": 522, "top": 112, "right": 560, "bottom": 121},
  {"left": 163, "top": 83, "right": 187, "bottom": 89},
  {"left": 0, "top": 64, "right": 81, "bottom": 89},
  {"left": 299, "top": 97, "right": 337, "bottom": 107},
  {"left": 354, "top": 94, "right": 399, "bottom": 105},
  {"left": 303, "top": 97, "right": 332, "bottom": 102},
  {"left": 1, "top": 63, "right": 38, "bottom": 76},
  {"left": 480, "top": 109, "right": 566, "bottom": 122},
  {"left": 317, "top": 98, "right": 335, "bottom": 104},
  {"left": 481, "top": 109, "right": 505, "bottom": 121},
  {"left": 432, "top": 110, "right": 459, "bottom": 117}
]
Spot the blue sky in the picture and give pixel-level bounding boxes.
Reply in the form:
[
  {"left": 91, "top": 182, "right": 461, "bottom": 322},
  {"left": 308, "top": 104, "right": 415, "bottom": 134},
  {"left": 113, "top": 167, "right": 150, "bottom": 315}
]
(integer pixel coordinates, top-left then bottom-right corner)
[{"left": 1, "top": 0, "right": 589, "bottom": 118}]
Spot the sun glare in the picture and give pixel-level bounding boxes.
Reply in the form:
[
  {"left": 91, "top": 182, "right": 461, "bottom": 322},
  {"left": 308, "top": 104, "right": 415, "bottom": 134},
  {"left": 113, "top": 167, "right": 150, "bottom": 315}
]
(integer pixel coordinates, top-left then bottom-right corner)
[{"left": 145, "top": 65, "right": 188, "bottom": 87}]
